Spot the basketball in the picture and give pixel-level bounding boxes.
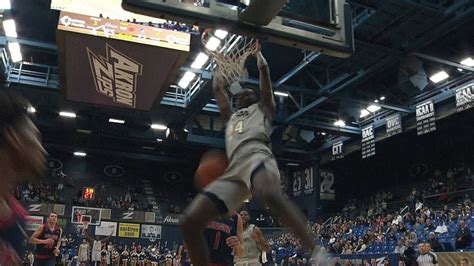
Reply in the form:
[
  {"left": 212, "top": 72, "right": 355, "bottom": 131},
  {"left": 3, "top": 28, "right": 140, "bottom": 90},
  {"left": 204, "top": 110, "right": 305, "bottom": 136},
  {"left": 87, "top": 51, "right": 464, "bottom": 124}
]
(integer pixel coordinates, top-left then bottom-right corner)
[{"left": 194, "top": 150, "right": 228, "bottom": 190}]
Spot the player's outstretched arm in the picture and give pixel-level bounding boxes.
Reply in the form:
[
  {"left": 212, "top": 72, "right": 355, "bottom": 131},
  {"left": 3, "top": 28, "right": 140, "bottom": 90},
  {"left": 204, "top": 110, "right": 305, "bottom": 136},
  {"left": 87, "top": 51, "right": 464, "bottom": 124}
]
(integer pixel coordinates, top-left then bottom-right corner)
[
  {"left": 253, "top": 46, "right": 275, "bottom": 117},
  {"left": 226, "top": 214, "right": 245, "bottom": 257},
  {"left": 212, "top": 71, "right": 232, "bottom": 122}
]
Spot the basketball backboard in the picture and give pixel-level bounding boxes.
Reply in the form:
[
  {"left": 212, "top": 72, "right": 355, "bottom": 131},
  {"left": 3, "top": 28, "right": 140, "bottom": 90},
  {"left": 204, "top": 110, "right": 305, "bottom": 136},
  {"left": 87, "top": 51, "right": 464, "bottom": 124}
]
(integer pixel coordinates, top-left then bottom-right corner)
[
  {"left": 71, "top": 206, "right": 102, "bottom": 226},
  {"left": 122, "top": 0, "right": 354, "bottom": 58}
]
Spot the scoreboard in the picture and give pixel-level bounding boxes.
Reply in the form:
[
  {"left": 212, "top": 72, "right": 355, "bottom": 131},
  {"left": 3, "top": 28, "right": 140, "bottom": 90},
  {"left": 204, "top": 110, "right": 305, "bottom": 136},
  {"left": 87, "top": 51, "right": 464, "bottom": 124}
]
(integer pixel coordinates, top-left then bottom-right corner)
[{"left": 57, "top": 11, "right": 191, "bottom": 52}]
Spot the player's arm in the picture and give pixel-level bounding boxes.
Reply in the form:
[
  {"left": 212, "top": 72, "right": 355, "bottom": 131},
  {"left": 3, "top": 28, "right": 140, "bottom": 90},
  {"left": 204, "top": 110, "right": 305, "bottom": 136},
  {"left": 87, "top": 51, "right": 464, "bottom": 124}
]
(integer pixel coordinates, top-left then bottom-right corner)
[
  {"left": 226, "top": 215, "right": 245, "bottom": 257},
  {"left": 254, "top": 46, "right": 275, "bottom": 117},
  {"left": 212, "top": 71, "right": 232, "bottom": 122},
  {"left": 253, "top": 226, "right": 271, "bottom": 252},
  {"left": 29, "top": 225, "right": 49, "bottom": 245},
  {"left": 101, "top": 230, "right": 114, "bottom": 242},
  {"left": 54, "top": 228, "right": 63, "bottom": 256},
  {"left": 234, "top": 214, "right": 245, "bottom": 257},
  {"left": 55, "top": 228, "right": 63, "bottom": 249}
]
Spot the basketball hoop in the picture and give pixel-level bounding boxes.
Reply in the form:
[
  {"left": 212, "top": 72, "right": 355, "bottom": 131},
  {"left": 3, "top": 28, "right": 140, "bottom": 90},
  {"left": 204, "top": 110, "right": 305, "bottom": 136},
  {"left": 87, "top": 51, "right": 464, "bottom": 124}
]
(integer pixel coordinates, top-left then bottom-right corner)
[{"left": 202, "top": 29, "right": 259, "bottom": 86}]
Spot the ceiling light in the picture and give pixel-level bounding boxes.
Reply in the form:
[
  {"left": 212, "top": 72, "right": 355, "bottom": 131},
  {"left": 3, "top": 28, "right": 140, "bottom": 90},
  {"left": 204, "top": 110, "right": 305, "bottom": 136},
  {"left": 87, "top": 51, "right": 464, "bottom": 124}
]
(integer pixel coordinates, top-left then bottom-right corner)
[
  {"left": 109, "top": 118, "right": 125, "bottom": 124},
  {"left": 27, "top": 106, "right": 36, "bottom": 113},
  {"left": 184, "top": 128, "right": 189, "bottom": 132},
  {"left": 7, "top": 42, "right": 22, "bottom": 63},
  {"left": 3, "top": 19, "right": 17, "bottom": 37},
  {"left": 367, "top": 105, "right": 381, "bottom": 112},
  {"left": 429, "top": 71, "right": 449, "bottom": 83},
  {"left": 214, "top": 29, "right": 228, "bottom": 39},
  {"left": 0, "top": 0, "right": 11, "bottom": 9},
  {"left": 157, "top": 138, "right": 163, "bottom": 142},
  {"left": 205, "top": 36, "right": 221, "bottom": 51},
  {"left": 457, "top": 68, "right": 464, "bottom": 72},
  {"left": 380, "top": 96, "right": 385, "bottom": 101},
  {"left": 321, "top": 132, "right": 327, "bottom": 136},
  {"left": 151, "top": 124, "right": 167, "bottom": 130},
  {"left": 178, "top": 71, "right": 196, "bottom": 88},
  {"left": 190, "top": 52, "right": 209, "bottom": 69},
  {"left": 74, "top": 152, "right": 87, "bottom": 157},
  {"left": 76, "top": 129, "right": 92, "bottom": 134},
  {"left": 142, "top": 146, "right": 155, "bottom": 150},
  {"left": 286, "top": 162, "right": 299, "bottom": 166},
  {"left": 274, "top": 91, "right": 289, "bottom": 97},
  {"left": 59, "top": 111, "right": 76, "bottom": 118},
  {"left": 360, "top": 109, "right": 370, "bottom": 118},
  {"left": 374, "top": 99, "right": 379, "bottom": 103},
  {"left": 334, "top": 120, "right": 346, "bottom": 127},
  {"left": 460, "top": 57, "right": 474, "bottom": 67}
]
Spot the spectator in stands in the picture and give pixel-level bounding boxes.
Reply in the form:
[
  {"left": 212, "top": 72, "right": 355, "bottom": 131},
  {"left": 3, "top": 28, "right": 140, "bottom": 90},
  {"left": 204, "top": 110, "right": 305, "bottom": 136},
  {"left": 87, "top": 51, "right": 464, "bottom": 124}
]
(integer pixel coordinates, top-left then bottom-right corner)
[
  {"left": 416, "top": 243, "right": 438, "bottom": 266},
  {"left": 402, "top": 241, "right": 417, "bottom": 266},
  {"left": 407, "top": 231, "right": 418, "bottom": 246},
  {"left": 427, "top": 232, "right": 443, "bottom": 252},
  {"left": 455, "top": 220, "right": 472, "bottom": 249},
  {"left": 354, "top": 239, "right": 366, "bottom": 253},
  {"left": 434, "top": 221, "right": 448, "bottom": 235},
  {"left": 461, "top": 258, "right": 471, "bottom": 266},
  {"left": 394, "top": 240, "right": 406, "bottom": 256},
  {"left": 425, "top": 219, "right": 435, "bottom": 232}
]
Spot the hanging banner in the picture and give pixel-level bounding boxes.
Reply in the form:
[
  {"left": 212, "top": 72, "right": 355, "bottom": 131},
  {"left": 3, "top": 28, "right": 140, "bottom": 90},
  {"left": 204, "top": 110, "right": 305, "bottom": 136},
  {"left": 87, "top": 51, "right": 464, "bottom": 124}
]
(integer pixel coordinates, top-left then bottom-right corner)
[
  {"left": 361, "top": 125, "right": 375, "bottom": 159},
  {"left": 141, "top": 224, "right": 162, "bottom": 239},
  {"left": 320, "top": 170, "right": 335, "bottom": 200},
  {"left": 95, "top": 221, "right": 117, "bottom": 236},
  {"left": 386, "top": 114, "right": 402, "bottom": 137},
  {"left": 455, "top": 82, "right": 474, "bottom": 112},
  {"left": 415, "top": 100, "right": 436, "bottom": 135},
  {"left": 118, "top": 223, "right": 140, "bottom": 238},
  {"left": 331, "top": 141, "right": 344, "bottom": 160},
  {"left": 25, "top": 216, "right": 44, "bottom": 231},
  {"left": 292, "top": 167, "right": 313, "bottom": 197}
]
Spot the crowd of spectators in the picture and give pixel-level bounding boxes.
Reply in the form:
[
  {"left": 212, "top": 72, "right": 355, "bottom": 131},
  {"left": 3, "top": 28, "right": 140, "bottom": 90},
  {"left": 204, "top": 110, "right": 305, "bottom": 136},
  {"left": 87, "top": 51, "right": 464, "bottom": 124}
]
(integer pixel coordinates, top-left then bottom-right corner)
[{"left": 266, "top": 165, "right": 474, "bottom": 264}]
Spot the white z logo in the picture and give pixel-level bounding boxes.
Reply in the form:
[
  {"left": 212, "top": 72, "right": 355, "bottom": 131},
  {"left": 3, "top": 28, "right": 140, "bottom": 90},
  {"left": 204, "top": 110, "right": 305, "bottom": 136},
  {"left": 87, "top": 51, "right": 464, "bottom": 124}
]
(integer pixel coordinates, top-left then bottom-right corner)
[
  {"left": 122, "top": 212, "right": 134, "bottom": 220},
  {"left": 28, "top": 204, "right": 42, "bottom": 212}
]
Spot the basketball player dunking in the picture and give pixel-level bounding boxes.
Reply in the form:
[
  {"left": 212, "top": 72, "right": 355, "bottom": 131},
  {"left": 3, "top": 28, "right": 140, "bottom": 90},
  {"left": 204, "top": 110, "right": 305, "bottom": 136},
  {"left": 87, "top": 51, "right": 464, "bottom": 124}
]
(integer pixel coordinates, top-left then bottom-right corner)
[
  {"left": 235, "top": 211, "right": 270, "bottom": 266},
  {"left": 180, "top": 46, "right": 321, "bottom": 265},
  {"left": 204, "top": 211, "right": 245, "bottom": 266}
]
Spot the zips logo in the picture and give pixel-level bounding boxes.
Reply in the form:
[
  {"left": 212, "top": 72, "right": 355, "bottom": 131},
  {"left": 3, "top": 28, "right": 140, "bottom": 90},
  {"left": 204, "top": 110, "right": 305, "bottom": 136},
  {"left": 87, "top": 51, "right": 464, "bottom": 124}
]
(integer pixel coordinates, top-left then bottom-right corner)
[{"left": 87, "top": 44, "right": 143, "bottom": 108}]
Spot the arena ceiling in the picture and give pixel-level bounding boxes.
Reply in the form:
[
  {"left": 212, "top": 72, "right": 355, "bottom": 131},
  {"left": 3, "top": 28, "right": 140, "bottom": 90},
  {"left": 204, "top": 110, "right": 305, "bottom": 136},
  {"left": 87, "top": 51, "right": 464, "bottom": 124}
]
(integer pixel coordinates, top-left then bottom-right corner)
[{"left": 1, "top": 0, "right": 473, "bottom": 166}]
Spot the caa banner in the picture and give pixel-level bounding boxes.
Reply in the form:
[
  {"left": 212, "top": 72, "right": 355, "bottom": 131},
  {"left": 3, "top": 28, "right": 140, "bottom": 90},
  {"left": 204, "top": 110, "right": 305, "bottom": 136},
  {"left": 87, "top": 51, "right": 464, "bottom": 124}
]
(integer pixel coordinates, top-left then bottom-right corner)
[
  {"left": 141, "top": 224, "right": 162, "bottom": 239},
  {"left": 292, "top": 167, "right": 314, "bottom": 197},
  {"left": 332, "top": 141, "right": 344, "bottom": 160},
  {"left": 320, "top": 171, "right": 335, "bottom": 200},
  {"left": 95, "top": 221, "right": 117, "bottom": 236},
  {"left": 385, "top": 114, "right": 402, "bottom": 137},
  {"left": 416, "top": 100, "right": 436, "bottom": 135},
  {"left": 455, "top": 82, "right": 474, "bottom": 112},
  {"left": 361, "top": 125, "right": 375, "bottom": 159},
  {"left": 118, "top": 223, "right": 140, "bottom": 238},
  {"left": 25, "top": 216, "right": 44, "bottom": 231}
]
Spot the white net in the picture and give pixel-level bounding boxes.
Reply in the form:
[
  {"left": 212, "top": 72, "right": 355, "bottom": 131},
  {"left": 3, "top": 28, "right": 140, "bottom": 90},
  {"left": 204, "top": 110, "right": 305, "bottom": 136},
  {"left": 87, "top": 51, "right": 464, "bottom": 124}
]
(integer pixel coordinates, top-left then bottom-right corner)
[{"left": 202, "top": 29, "right": 259, "bottom": 85}]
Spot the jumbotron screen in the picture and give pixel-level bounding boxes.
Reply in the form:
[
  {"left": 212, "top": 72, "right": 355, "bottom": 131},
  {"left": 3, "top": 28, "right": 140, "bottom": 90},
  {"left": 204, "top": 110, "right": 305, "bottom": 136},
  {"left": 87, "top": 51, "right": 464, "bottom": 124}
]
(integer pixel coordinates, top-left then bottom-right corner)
[{"left": 57, "top": 11, "right": 191, "bottom": 52}]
